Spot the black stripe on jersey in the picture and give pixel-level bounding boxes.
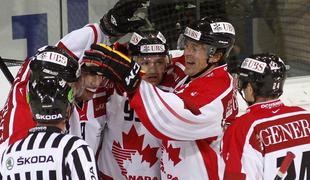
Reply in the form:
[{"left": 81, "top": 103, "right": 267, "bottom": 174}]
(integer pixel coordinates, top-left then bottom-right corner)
[
  {"left": 39, "top": 131, "right": 53, "bottom": 149},
  {"left": 6, "top": 144, "right": 14, "bottom": 154},
  {"left": 72, "top": 149, "right": 85, "bottom": 180},
  {"left": 64, "top": 163, "right": 72, "bottom": 180},
  {"left": 15, "top": 138, "right": 26, "bottom": 151},
  {"left": 61, "top": 136, "right": 79, "bottom": 179},
  {"left": 82, "top": 145, "right": 91, "bottom": 162},
  {"left": 27, "top": 132, "right": 38, "bottom": 150},
  {"left": 49, "top": 170, "right": 56, "bottom": 179},
  {"left": 36, "top": 171, "right": 43, "bottom": 179},
  {"left": 25, "top": 172, "right": 31, "bottom": 180},
  {"left": 52, "top": 134, "right": 65, "bottom": 148},
  {"left": 1, "top": 150, "right": 5, "bottom": 164},
  {"left": 14, "top": 173, "right": 20, "bottom": 180}
]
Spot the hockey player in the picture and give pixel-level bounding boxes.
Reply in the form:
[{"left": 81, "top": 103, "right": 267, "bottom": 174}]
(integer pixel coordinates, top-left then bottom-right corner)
[
  {"left": 92, "top": 30, "right": 186, "bottom": 179},
  {"left": 0, "top": 46, "right": 99, "bottom": 180},
  {"left": 222, "top": 53, "right": 310, "bottom": 180},
  {"left": 0, "top": 0, "right": 147, "bottom": 154},
  {"left": 84, "top": 16, "right": 238, "bottom": 180},
  {"left": 54, "top": 0, "right": 148, "bottom": 154}
]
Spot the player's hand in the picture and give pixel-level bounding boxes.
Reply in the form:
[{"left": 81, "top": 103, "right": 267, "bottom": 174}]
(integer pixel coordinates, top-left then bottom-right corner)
[
  {"left": 83, "top": 44, "right": 142, "bottom": 93},
  {"left": 227, "top": 56, "right": 240, "bottom": 75},
  {"left": 100, "top": 0, "right": 147, "bottom": 36}
]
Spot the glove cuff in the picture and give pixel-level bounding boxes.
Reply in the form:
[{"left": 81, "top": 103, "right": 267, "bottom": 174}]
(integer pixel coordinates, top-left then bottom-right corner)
[{"left": 99, "top": 14, "right": 125, "bottom": 37}]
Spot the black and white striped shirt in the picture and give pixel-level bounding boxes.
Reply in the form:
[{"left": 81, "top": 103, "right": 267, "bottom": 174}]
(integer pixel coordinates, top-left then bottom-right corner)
[{"left": 0, "top": 126, "right": 99, "bottom": 180}]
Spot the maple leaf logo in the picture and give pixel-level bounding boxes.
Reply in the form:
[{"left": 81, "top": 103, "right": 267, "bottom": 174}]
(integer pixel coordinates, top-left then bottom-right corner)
[
  {"left": 112, "top": 126, "right": 159, "bottom": 177},
  {"left": 162, "top": 141, "right": 181, "bottom": 166}
]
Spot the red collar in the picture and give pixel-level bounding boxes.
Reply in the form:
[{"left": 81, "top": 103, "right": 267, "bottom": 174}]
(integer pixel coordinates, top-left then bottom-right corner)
[{"left": 246, "top": 99, "right": 284, "bottom": 113}]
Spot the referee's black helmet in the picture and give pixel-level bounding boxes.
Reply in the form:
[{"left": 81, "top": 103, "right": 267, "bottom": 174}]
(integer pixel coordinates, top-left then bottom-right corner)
[{"left": 28, "top": 46, "right": 80, "bottom": 123}]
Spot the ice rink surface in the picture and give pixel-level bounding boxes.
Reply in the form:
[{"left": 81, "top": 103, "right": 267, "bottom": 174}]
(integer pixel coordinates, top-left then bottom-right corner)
[{"left": 1, "top": 66, "right": 310, "bottom": 114}]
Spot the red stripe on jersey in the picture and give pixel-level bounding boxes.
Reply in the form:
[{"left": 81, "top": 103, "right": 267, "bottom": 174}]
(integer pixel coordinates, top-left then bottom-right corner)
[
  {"left": 93, "top": 96, "right": 106, "bottom": 118},
  {"left": 196, "top": 137, "right": 220, "bottom": 180},
  {"left": 130, "top": 89, "right": 172, "bottom": 141},
  {"left": 100, "top": 172, "right": 114, "bottom": 180},
  {"left": 224, "top": 172, "right": 246, "bottom": 180},
  {"left": 56, "top": 41, "right": 79, "bottom": 60},
  {"left": 152, "top": 85, "right": 202, "bottom": 124},
  {"left": 88, "top": 24, "right": 98, "bottom": 44},
  {"left": 77, "top": 102, "right": 89, "bottom": 121},
  {"left": 0, "top": 59, "right": 36, "bottom": 145}
]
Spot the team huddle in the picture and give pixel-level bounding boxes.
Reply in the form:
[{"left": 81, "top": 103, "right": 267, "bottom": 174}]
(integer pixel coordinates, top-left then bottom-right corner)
[{"left": 0, "top": 0, "right": 309, "bottom": 180}]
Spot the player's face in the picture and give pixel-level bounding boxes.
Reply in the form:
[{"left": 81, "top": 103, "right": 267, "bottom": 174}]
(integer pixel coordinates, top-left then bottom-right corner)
[
  {"left": 183, "top": 39, "right": 208, "bottom": 76},
  {"left": 135, "top": 55, "right": 168, "bottom": 85},
  {"left": 72, "top": 72, "right": 103, "bottom": 101}
]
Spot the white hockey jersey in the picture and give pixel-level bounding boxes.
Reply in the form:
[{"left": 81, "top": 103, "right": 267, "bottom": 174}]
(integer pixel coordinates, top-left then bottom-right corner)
[
  {"left": 98, "top": 58, "right": 186, "bottom": 180},
  {"left": 56, "top": 23, "right": 110, "bottom": 154},
  {"left": 130, "top": 64, "right": 238, "bottom": 180}
]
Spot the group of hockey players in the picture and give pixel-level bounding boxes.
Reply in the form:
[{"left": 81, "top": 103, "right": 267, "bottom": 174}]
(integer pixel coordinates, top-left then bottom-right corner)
[{"left": 0, "top": 0, "right": 309, "bottom": 179}]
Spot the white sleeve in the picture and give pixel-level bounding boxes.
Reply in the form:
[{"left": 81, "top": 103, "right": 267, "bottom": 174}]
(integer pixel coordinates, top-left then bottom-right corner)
[
  {"left": 130, "top": 80, "right": 232, "bottom": 140},
  {"left": 56, "top": 25, "right": 96, "bottom": 62},
  {"left": 241, "top": 145, "right": 264, "bottom": 180}
]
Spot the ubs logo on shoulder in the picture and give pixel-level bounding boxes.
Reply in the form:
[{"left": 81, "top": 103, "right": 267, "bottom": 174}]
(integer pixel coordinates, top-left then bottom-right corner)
[{"left": 6, "top": 157, "right": 14, "bottom": 170}]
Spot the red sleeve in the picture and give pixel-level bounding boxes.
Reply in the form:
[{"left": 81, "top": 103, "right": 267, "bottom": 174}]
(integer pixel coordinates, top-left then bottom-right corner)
[
  {"left": 0, "top": 59, "right": 36, "bottom": 145},
  {"left": 222, "top": 116, "right": 250, "bottom": 180}
]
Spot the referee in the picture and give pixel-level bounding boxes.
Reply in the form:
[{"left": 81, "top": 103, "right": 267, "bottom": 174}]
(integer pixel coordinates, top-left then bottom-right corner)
[{"left": 0, "top": 46, "right": 99, "bottom": 180}]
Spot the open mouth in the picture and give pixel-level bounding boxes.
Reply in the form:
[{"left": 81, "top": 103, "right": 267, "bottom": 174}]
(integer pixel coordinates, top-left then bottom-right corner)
[
  {"left": 186, "top": 61, "right": 195, "bottom": 66},
  {"left": 86, "top": 88, "right": 97, "bottom": 93},
  {"left": 145, "top": 74, "right": 158, "bottom": 81}
]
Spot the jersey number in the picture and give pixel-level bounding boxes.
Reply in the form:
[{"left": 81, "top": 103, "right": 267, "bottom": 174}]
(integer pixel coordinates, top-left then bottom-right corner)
[
  {"left": 80, "top": 122, "right": 86, "bottom": 140},
  {"left": 124, "top": 100, "right": 140, "bottom": 122},
  {"left": 276, "top": 150, "right": 310, "bottom": 179}
]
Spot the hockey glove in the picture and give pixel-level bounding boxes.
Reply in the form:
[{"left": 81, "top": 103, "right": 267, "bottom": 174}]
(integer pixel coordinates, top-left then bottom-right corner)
[
  {"left": 100, "top": 0, "right": 147, "bottom": 36},
  {"left": 227, "top": 56, "right": 240, "bottom": 75},
  {"left": 84, "top": 44, "right": 142, "bottom": 93}
]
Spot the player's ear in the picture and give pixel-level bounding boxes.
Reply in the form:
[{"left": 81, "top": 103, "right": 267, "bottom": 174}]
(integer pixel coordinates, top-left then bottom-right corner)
[{"left": 209, "top": 52, "right": 223, "bottom": 63}]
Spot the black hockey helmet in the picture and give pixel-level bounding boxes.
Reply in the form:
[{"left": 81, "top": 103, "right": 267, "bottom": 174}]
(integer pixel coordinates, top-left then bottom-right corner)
[
  {"left": 238, "top": 53, "right": 287, "bottom": 98},
  {"left": 183, "top": 16, "right": 235, "bottom": 60},
  {"left": 30, "top": 46, "right": 80, "bottom": 83},
  {"left": 128, "top": 30, "right": 169, "bottom": 56},
  {"left": 28, "top": 46, "right": 79, "bottom": 123}
]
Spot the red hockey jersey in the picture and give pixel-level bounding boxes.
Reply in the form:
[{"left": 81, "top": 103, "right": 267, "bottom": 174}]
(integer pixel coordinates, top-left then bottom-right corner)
[
  {"left": 130, "top": 64, "right": 238, "bottom": 180},
  {"left": 0, "top": 23, "right": 109, "bottom": 154},
  {"left": 222, "top": 99, "right": 310, "bottom": 180}
]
